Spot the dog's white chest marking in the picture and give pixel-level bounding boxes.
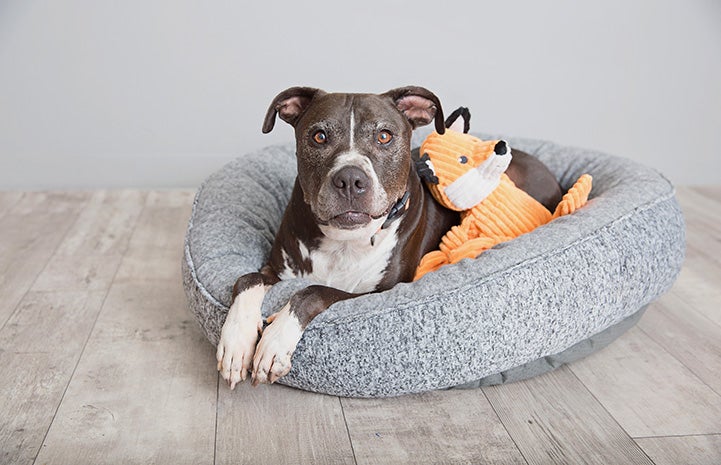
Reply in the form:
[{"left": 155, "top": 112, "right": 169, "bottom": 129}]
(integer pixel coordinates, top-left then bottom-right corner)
[{"left": 280, "top": 219, "right": 400, "bottom": 294}]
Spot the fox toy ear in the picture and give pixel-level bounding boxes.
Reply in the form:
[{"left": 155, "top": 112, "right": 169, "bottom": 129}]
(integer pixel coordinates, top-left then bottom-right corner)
[
  {"left": 444, "top": 107, "right": 471, "bottom": 133},
  {"left": 382, "top": 86, "right": 445, "bottom": 134},
  {"left": 262, "top": 87, "right": 326, "bottom": 133}
]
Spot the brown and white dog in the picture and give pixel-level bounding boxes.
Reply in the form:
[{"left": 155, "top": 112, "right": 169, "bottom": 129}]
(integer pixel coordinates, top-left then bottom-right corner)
[{"left": 216, "top": 86, "right": 563, "bottom": 388}]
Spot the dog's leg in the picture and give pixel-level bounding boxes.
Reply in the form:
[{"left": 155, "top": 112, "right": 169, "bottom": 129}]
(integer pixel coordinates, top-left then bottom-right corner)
[
  {"left": 251, "top": 285, "right": 356, "bottom": 385},
  {"left": 217, "top": 268, "right": 278, "bottom": 389}
]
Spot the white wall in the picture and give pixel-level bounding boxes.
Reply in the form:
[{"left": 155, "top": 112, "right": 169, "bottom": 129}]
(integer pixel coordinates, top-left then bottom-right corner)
[{"left": 1, "top": 0, "right": 719, "bottom": 189}]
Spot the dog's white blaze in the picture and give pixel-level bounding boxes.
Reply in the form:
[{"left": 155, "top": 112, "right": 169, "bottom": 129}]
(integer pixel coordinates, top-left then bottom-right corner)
[
  {"left": 349, "top": 110, "right": 354, "bottom": 148},
  {"left": 304, "top": 219, "right": 399, "bottom": 293}
]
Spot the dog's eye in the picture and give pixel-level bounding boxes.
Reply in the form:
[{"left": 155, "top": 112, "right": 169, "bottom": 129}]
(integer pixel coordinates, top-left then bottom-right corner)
[
  {"left": 376, "top": 130, "right": 393, "bottom": 145},
  {"left": 313, "top": 130, "right": 327, "bottom": 145},
  {"left": 458, "top": 155, "right": 468, "bottom": 164}
]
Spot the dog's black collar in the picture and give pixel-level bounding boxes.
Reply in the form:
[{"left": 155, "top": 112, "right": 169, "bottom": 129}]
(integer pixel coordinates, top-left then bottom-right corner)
[
  {"left": 381, "top": 191, "right": 410, "bottom": 230},
  {"left": 370, "top": 191, "right": 410, "bottom": 246}
]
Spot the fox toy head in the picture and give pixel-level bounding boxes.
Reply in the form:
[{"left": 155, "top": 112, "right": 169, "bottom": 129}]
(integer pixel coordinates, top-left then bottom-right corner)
[{"left": 415, "top": 107, "right": 511, "bottom": 211}]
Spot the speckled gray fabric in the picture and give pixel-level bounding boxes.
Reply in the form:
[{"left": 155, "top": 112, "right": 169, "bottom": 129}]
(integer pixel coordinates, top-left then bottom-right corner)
[{"left": 182, "top": 133, "right": 685, "bottom": 397}]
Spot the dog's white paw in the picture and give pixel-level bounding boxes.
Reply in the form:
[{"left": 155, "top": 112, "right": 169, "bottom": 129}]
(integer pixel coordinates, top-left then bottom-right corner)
[
  {"left": 217, "top": 317, "right": 261, "bottom": 389},
  {"left": 216, "top": 285, "right": 265, "bottom": 389},
  {"left": 252, "top": 304, "right": 303, "bottom": 385}
]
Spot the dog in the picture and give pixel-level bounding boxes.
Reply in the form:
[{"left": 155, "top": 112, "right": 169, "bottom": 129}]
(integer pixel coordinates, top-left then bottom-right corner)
[{"left": 216, "top": 86, "right": 563, "bottom": 388}]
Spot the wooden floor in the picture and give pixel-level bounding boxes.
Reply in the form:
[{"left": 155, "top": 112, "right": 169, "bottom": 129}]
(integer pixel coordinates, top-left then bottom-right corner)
[{"left": 0, "top": 187, "right": 720, "bottom": 465}]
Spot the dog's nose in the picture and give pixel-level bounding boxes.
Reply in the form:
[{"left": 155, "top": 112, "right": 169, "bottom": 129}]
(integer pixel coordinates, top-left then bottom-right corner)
[{"left": 332, "top": 166, "right": 369, "bottom": 199}]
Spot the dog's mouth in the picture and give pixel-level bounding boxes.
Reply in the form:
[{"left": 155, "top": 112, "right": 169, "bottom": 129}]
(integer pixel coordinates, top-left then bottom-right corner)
[
  {"left": 328, "top": 211, "right": 370, "bottom": 229},
  {"left": 328, "top": 209, "right": 389, "bottom": 230},
  {"left": 323, "top": 201, "right": 396, "bottom": 230}
]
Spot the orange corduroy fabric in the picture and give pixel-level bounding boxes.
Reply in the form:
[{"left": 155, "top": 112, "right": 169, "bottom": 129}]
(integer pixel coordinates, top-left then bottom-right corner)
[{"left": 414, "top": 130, "right": 593, "bottom": 280}]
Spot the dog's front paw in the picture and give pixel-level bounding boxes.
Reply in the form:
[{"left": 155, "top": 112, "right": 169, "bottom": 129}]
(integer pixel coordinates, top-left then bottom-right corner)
[
  {"left": 216, "top": 287, "right": 265, "bottom": 389},
  {"left": 251, "top": 305, "right": 303, "bottom": 385}
]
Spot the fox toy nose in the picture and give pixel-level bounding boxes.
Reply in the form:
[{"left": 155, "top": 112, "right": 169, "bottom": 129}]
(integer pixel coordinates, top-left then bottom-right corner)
[{"left": 332, "top": 166, "right": 369, "bottom": 199}]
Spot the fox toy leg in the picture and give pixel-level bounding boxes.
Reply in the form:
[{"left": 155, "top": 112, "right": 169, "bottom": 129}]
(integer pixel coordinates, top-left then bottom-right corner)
[
  {"left": 552, "top": 174, "right": 593, "bottom": 218},
  {"left": 414, "top": 250, "right": 449, "bottom": 280},
  {"left": 414, "top": 221, "right": 508, "bottom": 280},
  {"left": 448, "top": 236, "right": 505, "bottom": 264},
  {"left": 415, "top": 224, "right": 471, "bottom": 280}
]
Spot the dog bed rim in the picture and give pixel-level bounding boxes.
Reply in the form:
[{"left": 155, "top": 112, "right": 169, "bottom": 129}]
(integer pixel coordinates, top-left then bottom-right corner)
[{"left": 184, "top": 171, "right": 676, "bottom": 330}]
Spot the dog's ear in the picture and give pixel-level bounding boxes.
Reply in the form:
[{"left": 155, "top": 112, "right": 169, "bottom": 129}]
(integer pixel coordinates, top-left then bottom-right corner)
[
  {"left": 262, "top": 87, "right": 325, "bottom": 133},
  {"left": 382, "top": 86, "right": 445, "bottom": 134}
]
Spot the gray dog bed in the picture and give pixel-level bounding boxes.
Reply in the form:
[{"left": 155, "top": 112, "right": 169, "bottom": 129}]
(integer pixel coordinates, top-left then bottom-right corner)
[{"left": 182, "top": 133, "right": 685, "bottom": 397}]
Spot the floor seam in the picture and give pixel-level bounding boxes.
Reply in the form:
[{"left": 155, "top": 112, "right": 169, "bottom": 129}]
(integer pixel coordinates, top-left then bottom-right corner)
[
  {"left": 0, "top": 193, "right": 90, "bottom": 333},
  {"left": 338, "top": 397, "right": 359, "bottom": 465},
  {"left": 566, "top": 365, "right": 657, "bottom": 464},
  {"left": 480, "top": 387, "right": 531, "bottom": 465}
]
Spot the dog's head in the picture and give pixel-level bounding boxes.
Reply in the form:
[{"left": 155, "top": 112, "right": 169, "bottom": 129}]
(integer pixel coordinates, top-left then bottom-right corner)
[{"left": 263, "top": 86, "right": 444, "bottom": 240}]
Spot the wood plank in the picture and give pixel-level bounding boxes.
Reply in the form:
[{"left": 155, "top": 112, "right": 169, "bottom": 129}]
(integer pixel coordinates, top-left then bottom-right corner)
[
  {"left": 675, "top": 187, "right": 721, "bottom": 234},
  {"left": 22, "top": 191, "right": 145, "bottom": 293},
  {"left": 34, "top": 191, "right": 217, "bottom": 465},
  {"left": 215, "top": 383, "right": 355, "bottom": 465},
  {"left": 671, "top": 264, "right": 721, "bottom": 328},
  {"left": 113, "top": 246, "right": 186, "bottom": 283},
  {"left": 675, "top": 187, "right": 721, "bottom": 270},
  {"left": 483, "top": 366, "right": 653, "bottom": 465},
  {"left": 341, "top": 389, "right": 525, "bottom": 465},
  {"left": 639, "top": 295, "right": 721, "bottom": 394},
  {"left": 0, "top": 190, "right": 147, "bottom": 465},
  {"left": 1, "top": 191, "right": 88, "bottom": 215},
  {"left": 120, "top": 190, "right": 193, "bottom": 259},
  {"left": 668, "top": 196, "right": 721, "bottom": 326},
  {"left": 570, "top": 327, "right": 721, "bottom": 437},
  {"left": 635, "top": 434, "right": 721, "bottom": 465},
  {"left": 111, "top": 190, "right": 193, "bottom": 286},
  {"left": 0, "top": 290, "right": 106, "bottom": 465},
  {"left": 0, "top": 192, "right": 89, "bottom": 326},
  {"left": 0, "top": 191, "right": 23, "bottom": 218},
  {"left": 53, "top": 190, "right": 147, "bottom": 256},
  {"left": 0, "top": 290, "right": 105, "bottom": 353},
  {"left": 0, "top": 352, "right": 77, "bottom": 465},
  {"left": 692, "top": 185, "right": 721, "bottom": 200},
  {"left": 35, "top": 282, "right": 217, "bottom": 465},
  {"left": 31, "top": 254, "right": 124, "bottom": 292},
  {"left": 144, "top": 189, "right": 195, "bottom": 208}
]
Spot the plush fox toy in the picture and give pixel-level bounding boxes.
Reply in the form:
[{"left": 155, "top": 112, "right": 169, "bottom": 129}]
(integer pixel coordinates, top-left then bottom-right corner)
[{"left": 413, "top": 108, "right": 593, "bottom": 280}]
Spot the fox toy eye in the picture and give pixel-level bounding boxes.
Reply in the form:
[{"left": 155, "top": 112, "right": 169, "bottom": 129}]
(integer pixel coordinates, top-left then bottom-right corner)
[
  {"left": 458, "top": 155, "right": 468, "bottom": 164},
  {"left": 377, "top": 130, "right": 393, "bottom": 145},
  {"left": 313, "top": 130, "right": 327, "bottom": 145}
]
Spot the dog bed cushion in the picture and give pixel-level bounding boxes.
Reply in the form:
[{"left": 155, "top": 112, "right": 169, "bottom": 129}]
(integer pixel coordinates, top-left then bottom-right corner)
[{"left": 182, "top": 132, "right": 685, "bottom": 397}]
